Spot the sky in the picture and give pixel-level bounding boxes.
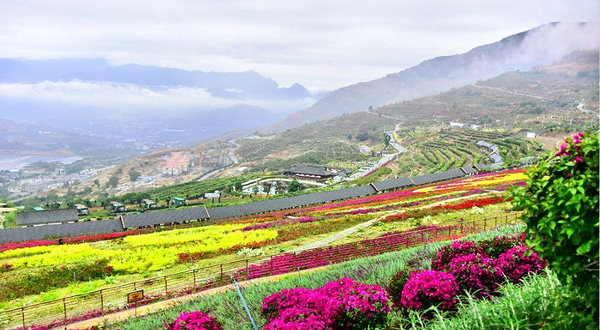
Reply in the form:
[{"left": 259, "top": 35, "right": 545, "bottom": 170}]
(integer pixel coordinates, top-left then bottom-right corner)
[{"left": 0, "top": 0, "right": 598, "bottom": 92}]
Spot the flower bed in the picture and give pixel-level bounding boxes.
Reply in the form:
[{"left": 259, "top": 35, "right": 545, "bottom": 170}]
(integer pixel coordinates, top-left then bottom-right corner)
[
  {"left": 261, "top": 277, "right": 390, "bottom": 330},
  {"left": 164, "top": 311, "right": 222, "bottom": 330},
  {"left": 434, "top": 197, "right": 507, "bottom": 211}
]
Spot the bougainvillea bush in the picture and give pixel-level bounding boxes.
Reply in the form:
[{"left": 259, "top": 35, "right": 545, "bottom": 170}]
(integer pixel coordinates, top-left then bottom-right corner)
[
  {"left": 394, "top": 234, "right": 545, "bottom": 318},
  {"left": 431, "top": 240, "right": 484, "bottom": 271},
  {"left": 400, "top": 270, "right": 459, "bottom": 315},
  {"left": 447, "top": 253, "right": 500, "bottom": 298},
  {"left": 164, "top": 311, "right": 222, "bottom": 330},
  {"left": 261, "top": 277, "right": 390, "bottom": 330},
  {"left": 493, "top": 245, "right": 546, "bottom": 284},
  {"left": 510, "top": 131, "right": 598, "bottom": 309}
]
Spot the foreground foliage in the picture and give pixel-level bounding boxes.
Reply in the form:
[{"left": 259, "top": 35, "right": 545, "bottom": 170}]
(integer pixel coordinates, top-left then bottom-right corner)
[
  {"left": 511, "top": 131, "right": 599, "bottom": 313},
  {"left": 389, "top": 271, "right": 597, "bottom": 330}
]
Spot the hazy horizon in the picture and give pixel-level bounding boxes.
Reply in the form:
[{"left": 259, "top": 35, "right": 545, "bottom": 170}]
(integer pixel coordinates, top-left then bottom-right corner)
[{"left": 1, "top": 0, "right": 598, "bottom": 91}]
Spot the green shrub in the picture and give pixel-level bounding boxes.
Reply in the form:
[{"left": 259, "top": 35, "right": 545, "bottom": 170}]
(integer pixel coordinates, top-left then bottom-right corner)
[
  {"left": 510, "top": 131, "right": 599, "bottom": 311},
  {"left": 388, "top": 270, "right": 410, "bottom": 308}
]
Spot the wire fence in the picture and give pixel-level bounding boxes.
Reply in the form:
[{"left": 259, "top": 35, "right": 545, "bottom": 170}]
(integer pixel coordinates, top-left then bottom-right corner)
[{"left": 0, "top": 212, "right": 522, "bottom": 330}]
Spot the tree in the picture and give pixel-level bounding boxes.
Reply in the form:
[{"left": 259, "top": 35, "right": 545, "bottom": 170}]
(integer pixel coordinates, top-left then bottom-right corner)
[
  {"left": 2, "top": 211, "right": 16, "bottom": 228},
  {"left": 106, "top": 175, "right": 119, "bottom": 188},
  {"left": 356, "top": 132, "right": 370, "bottom": 142},
  {"left": 263, "top": 182, "right": 271, "bottom": 195},
  {"left": 93, "top": 179, "right": 100, "bottom": 188},
  {"left": 383, "top": 133, "right": 391, "bottom": 147},
  {"left": 347, "top": 134, "right": 353, "bottom": 141},
  {"left": 234, "top": 179, "right": 243, "bottom": 192},
  {"left": 510, "top": 131, "right": 598, "bottom": 314},
  {"left": 128, "top": 168, "right": 141, "bottom": 182},
  {"left": 287, "top": 179, "right": 302, "bottom": 192}
]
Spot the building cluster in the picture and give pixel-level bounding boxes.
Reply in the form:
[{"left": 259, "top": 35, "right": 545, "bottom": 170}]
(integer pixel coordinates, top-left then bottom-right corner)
[
  {"left": 162, "top": 151, "right": 197, "bottom": 177},
  {"left": 476, "top": 140, "right": 503, "bottom": 168}
]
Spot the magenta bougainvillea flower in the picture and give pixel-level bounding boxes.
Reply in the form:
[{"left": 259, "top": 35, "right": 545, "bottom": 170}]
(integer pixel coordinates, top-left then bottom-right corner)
[
  {"left": 262, "top": 277, "right": 390, "bottom": 330},
  {"left": 400, "top": 270, "right": 459, "bottom": 313},
  {"left": 493, "top": 245, "right": 546, "bottom": 283},
  {"left": 164, "top": 311, "right": 222, "bottom": 330}
]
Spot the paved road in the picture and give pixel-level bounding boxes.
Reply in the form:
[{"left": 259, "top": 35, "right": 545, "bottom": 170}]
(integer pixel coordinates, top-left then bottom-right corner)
[{"left": 386, "top": 131, "right": 405, "bottom": 153}]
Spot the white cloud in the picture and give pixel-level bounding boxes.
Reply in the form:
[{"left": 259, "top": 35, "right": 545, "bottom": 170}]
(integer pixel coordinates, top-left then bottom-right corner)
[
  {"left": 0, "top": 0, "right": 598, "bottom": 90},
  {"left": 0, "top": 81, "right": 317, "bottom": 113}
]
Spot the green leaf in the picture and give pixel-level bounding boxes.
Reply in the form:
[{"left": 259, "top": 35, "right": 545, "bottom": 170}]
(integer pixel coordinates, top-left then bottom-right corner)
[{"left": 576, "top": 241, "right": 592, "bottom": 254}]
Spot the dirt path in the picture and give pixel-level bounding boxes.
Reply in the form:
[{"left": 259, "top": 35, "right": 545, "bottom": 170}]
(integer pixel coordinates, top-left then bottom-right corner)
[
  {"left": 472, "top": 84, "right": 549, "bottom": 100},
  {"left": 366, "top": 109, "right": 404, "bottom": 121}
]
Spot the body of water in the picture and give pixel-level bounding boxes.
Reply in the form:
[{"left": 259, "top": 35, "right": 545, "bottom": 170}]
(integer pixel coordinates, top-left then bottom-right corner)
[{"left": 0, "top": 152, "right": 83, "bottom": 171}]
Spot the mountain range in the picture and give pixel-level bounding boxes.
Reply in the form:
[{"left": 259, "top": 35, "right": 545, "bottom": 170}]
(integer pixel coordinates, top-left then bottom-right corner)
[
  {"left": 272, "top": 21, "right": 599, "bottom": 130},
  {"left": 0, "top": 58, "right": 311, "bottom": 101}
]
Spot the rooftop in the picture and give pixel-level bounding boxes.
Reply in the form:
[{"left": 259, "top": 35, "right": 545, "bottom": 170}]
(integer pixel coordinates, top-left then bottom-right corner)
[
  {"left": 286, "top": 164, "right": 340, "bottom": 177},
  {"left": 17, "top": 208, "right": 79, "bottom": 226}
]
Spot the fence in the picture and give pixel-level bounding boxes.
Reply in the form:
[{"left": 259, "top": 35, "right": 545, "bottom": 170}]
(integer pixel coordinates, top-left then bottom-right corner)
[{"left": 0, "top": 213, "right": 522, "bottom": 330}]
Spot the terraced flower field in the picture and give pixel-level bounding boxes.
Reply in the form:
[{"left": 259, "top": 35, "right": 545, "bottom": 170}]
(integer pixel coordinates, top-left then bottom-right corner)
[
  {"left": 0, "top": 169, "right": 526, "bottom": 328},
  {"left": 398, "top": 130, "right": 541, "bottom": 176}
]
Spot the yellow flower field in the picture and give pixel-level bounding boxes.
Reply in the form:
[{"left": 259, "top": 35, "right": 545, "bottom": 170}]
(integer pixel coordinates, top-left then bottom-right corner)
[{"left": 0, "top": 224, "right": 278, "bottom": 273}]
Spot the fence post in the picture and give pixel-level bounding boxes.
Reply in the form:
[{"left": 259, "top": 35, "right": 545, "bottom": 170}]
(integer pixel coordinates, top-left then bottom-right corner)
[
  {"left": 494, "top": 217, "right": 498, "bottom": 228},
  {"left": 220, "top": 264, "right": 224, "bottom": 283},
  {"left": 21, "top": 307, "right": 25, "bottom": 328},
  {"left": 164, "top": 276, "right": 168, "bottom": 296},
  {"left": 483, "top": 218, "right": 487, "bottom": 231},
  {"left": 62, "top": 298, "right": 67, "bottom": 321},
  {"left": 245, "top": 259, "right": 249, "bottom": 280},
  {"left": 505, "top": 215, "right": 508, "bottom": 226},
  {"left": 100, "top": 290, "right": 104, "bottom": 315},
  {"left": 293, "top": 252, "right": 297, "bottom": 271},
  {"left": 193, "top": 269, "right": 197, "bottom": 289}
]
